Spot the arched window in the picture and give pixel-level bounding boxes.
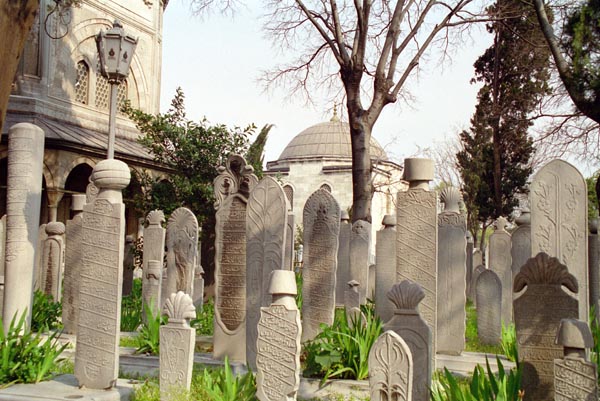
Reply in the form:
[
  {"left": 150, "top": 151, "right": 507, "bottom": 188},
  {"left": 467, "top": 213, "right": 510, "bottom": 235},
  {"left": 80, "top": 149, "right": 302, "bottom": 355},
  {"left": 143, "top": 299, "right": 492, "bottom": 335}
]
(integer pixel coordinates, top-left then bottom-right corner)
[
  {"left": 320, "top": 183, "right": 332, "bottom": 192},
  {"left": 117, "top": 80, "right": 128, "bottom": 115},
  {"left": 95, "top": 60, "right": 109, "bottom": 109},
  {"left": 283, "top": 185, "right": 294, "bottom": 210},
  {"left": 75, "top": 61, "right": 89, "bottom": 104}
]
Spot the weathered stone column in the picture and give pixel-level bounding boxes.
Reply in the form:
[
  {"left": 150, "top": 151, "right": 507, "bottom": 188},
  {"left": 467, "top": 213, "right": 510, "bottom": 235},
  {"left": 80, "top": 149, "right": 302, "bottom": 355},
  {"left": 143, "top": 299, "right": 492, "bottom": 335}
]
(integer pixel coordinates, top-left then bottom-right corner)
[
  {"left": 335, "top": 211, "right": 351, "bottom": 307},
  {"left": 3, "top": 123, "right": 45, "bottom": 331},
  {"left": 46, "top": 188, "right": 64, "bottom": 223},
  {"left": 142, "top": 210, "right": 165, "bottom": 322},
  {"left": 511, "top": 209, "right": 531, "bottom": 280},
  {"left": 374, "top": 215, "right": 396, "bottom": 323},
  {"left": 41, "top": 221, "right": 65, "bottom": 301},
  {"left": 588, "top": 218, "right": 599, "bottom": 320},
  {"left": 489, "top": 216, "right": 512, "bottom": 324},
  {"left": 74, "top": 159, "right": 130, "bottom": 389},
  {"left": 122, "top": 235, "right": 135, "bottom": 296},
  {"left": 62, "top": 194, "right": 86, "bottom": 334},
  {"left": 349, "top": 220, "right": 371, "bottom": 305},
  {"left": 465, "top": 231, "right": 474, "bottom": 301}
]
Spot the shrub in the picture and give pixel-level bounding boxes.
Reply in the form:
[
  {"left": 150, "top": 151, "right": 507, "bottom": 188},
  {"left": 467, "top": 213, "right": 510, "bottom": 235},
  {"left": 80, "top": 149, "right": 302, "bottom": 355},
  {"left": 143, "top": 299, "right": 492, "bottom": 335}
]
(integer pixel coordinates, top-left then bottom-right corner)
[
  {"left": 121, "top": 279, "right": 143, "bottom": 332},
  {"left": 31, "top": 290, "right": 62, "bottom": 332},
  {"left": 589, "top": 306, "right": 600, "bottom": 385},
  {"left": 192, "top": 357, "right": 257, "bottom": 401},
  {"left": 0, "top": 312, "right": 67, "bottom": 388},
  {"left": 135, "top": 303, "right": 165, "bottom": 355},
  {"left": 500, "top": 322, "right": 518, "bottom": 363},
  {"left": 191, "top": 298, "right": 214, "bottom": 336},
  {"left": 303, "top": 303, "right": 382, "bottom": 381}
]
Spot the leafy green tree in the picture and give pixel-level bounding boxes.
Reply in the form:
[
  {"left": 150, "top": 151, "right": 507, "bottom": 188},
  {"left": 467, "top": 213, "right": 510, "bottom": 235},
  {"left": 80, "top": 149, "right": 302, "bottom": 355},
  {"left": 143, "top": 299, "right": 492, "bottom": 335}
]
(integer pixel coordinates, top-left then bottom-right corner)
[
  {"left": 587, "top": 173, "right": 599, "bottom": 220},
  {"left": 125, "top": 88, "right": 259, "bottom": 283},
  {"left": 246, "top": 124, "right": 273, "bottom": 178},
  {"left": 457, "top": 0, "right": 550, "bottom": 249}
]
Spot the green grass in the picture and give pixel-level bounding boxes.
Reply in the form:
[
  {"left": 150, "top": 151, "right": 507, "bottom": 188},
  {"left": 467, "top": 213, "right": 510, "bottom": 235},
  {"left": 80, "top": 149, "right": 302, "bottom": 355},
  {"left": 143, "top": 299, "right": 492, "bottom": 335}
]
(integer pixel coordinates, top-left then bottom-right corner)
[
  {"left": 464, "top": 300, "right": 504, "bottom": 355},
  {"left": 119, "top": 335, "right": 140, "bottom": 348}
]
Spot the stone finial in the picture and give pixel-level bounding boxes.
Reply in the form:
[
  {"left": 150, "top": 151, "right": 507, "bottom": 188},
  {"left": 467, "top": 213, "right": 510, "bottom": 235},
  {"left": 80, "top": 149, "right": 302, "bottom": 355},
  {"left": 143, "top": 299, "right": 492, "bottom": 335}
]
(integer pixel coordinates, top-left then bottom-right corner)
[
  {"left": 341, "top": 210, "right": 350, "bottom": 222},
  {"left": 213, "top": 154, "right": 258, "bottom": 208},
  {"left": 146, "top": 210, "right": 165, "bottom": 227},
  {"left": 515, "top": 210, "right": 531, "bottom": 226},
  {"left": 514, "top": 252, "right": 578, "bottom": 293},
  {"left": 45, "top": 221, "right": 65, "bottom": 236},
  {"left": 495, "top": 216, "right": 508, "bottom": 231},
  {"left": 163, "top": 291, "right": 196, "bottom": 324},
  {"left": 403, "top": 158, "right": 434, "bottom": 190},
  {"left": 348, "top": 280, "right": 360, "bottom": 290},
  {"left": 590, "top": 218, "right": 599, "bottom": 234},
  {"left": 439, "top": 187, "right": 461, "bottom": 214},
  {"left": 268, "top": 270, "right": 297, "bottom": 296},
  {"left": 555, "top": 319, "right": 594, "bottom": 351},
  {"left": 90, "top": 159, "right": 131, "bottom": 190},
  {"left": 71, "top": 194, "right": 86, "bottom": 212},
  {"left": 330, "top": 103, "right": 340, "bottom": 122},
  {"left": 466, "top": 231, "right": 474, "bottom": 243},
  {"left": 387, "top": 280, "right": 425, "bottom": 311},
  {"left": 382, "top": 214, "right": 396, "bottom": 227}
]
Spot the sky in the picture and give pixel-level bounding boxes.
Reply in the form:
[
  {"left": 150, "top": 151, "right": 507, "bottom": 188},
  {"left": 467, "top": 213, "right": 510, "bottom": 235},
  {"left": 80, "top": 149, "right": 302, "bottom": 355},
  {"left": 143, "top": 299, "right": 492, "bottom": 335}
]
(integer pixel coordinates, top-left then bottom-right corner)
[{"left": 160, "top": 1, "right": 493, "bottom": 167}]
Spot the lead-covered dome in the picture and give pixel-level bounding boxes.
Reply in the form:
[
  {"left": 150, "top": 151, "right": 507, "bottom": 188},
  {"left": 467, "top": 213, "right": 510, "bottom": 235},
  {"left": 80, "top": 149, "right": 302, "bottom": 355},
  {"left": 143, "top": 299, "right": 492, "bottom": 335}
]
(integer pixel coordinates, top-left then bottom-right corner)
[{"left": 277, "top": 117, "right": 388, "bottom": 161}]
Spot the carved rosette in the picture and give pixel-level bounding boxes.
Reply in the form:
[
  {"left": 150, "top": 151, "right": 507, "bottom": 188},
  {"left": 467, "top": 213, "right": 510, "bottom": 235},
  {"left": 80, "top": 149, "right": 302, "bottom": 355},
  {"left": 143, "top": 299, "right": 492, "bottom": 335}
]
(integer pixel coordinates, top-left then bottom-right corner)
[
  {"left": 388, "top": 280, "right": 425, "bottom": 312},
  {"left": 369, "top": 331, "right": 413, "bottom": 401},
  {"left": 514, "top": 252, "right": 578, "bottom": 292},
  {"left": 163, "top": 291, "right": 196, "bottom": 325},
  {"left": 213, "top": 154, "right": 258, "bottom": 210}
]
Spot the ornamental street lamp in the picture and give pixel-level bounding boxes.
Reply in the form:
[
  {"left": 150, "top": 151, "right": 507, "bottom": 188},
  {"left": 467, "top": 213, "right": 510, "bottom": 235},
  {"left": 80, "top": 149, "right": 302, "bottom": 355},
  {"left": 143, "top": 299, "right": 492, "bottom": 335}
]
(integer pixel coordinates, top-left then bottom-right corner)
[{"left": 96, "top": 20, "right": 138, "bottom": 159}]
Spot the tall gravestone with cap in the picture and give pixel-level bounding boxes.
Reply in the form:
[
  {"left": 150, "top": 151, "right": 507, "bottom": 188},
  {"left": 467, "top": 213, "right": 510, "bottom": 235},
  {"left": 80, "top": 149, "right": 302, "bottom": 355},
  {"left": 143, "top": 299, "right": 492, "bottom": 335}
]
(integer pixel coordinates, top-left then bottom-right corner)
[
  {"left": 397, "top": 158, "right": 437, "bottom": 350},
  {"left": 350, "top": 219, "right": 371, "bottom": 304},
  {"left": 165, "top": 207, "right": 198, "bottom": 298},
  {"left": 336, "top": 211, "right": 351, "bottom": 307},
  {"left": 437, "top": 186, "right": 466, "bottom": 355},
  {"left": 142, "top": 210, "right": 166, "bottom": 322},
  {"left": 513, "top": 252, "right": 579, "bottom": 401},
  {"left": 284, "top": 212, "right": 295, "bottom": 271},
  {"left": 489, "top": 217, "right": 512, "bottom": 324},
  {"left": 246, "top": 176, "right": 287, "bottom": 370},
  {"left": 375, "top": 214, "right": 396, "bottom": 322},
  {"left": 41, "top": 221, "right": 65, "bottom": 302},
  {"left": 74, "top": 159, "right": 130, "bottom": 389},
  {"left": 588, "top": 218, "right": 599, "bottom": 319},
  {"left": 476, "top": 269, "right": 502, "bottom": 345},
  {"left": 553, "top": 319, "right": 597, "bottom": 401},
  {"left": 62, "top": 194, "right": 85, "bottom": 334},
  {"left": 466, "top": 231, "right": 474, "bottom": 300},
  {"left": 213, "top": 155, "right": 258, "bottom": 362},
  {"left": 384, "top": 280, "right": 432, "bottom": 401},
  {"left": 256, "top": 270, "right": 301, "bottom": 401},
  {"left": 301, "top": 188, "right": 341, "bottom": 342},
  {"left": 122, "top": 235, "right": 135, "bottom": 296},
  {"left": 511, "top": 208, "right": 531, "bottom": 279}
]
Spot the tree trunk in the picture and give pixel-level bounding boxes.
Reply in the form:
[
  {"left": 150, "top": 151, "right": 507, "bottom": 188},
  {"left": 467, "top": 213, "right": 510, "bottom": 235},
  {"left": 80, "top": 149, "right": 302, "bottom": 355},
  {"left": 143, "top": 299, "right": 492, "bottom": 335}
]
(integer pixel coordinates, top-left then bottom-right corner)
[
  {"left": 0, "top": 0, "right": 39, "bottom": 133},
  {"left": 491, "top": 28, "right": 503, "bottom": 218},
  {"left": 347, "top": 107, "right": 373, "bottom": 223}
]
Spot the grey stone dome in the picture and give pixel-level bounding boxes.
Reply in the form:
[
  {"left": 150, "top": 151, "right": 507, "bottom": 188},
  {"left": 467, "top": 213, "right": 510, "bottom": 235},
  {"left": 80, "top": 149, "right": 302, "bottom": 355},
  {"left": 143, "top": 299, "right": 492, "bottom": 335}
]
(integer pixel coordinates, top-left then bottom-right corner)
[{"left": 278, "top": 119, "right": 388, "bottom": 161}]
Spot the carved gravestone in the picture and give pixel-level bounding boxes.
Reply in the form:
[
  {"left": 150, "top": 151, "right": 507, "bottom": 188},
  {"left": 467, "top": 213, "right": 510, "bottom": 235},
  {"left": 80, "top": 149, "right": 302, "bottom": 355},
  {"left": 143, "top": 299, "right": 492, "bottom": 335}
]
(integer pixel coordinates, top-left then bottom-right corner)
[
  {"left": 75, "top": 159, "right": 130, "bottom": 389},
  {"left": 473, "top": 249, "right": 483, "bottom": 270},
  {"left": 284, "top": 212, "right": 295, "bottom": 271},
  {"left": 374, "top": 215, "right": 397, "bottom": 323},
  {"left": 41, "top": 221, "right": 65, "bottom": 302},
  {"left": 166, "top": 207, "right": 198, "bottom": 298},
  {"left": 301, "top": 188, "right": 341, "bottom": 342},
  {"left": 3, "top": 123, "right": 45, "bottom": 329},
  {"left": 62, "top": 194, "right": 85, "bottom": 334},
  {"left": 530, "top": 159, "right": 587, "bottom": 321},
  {"left": 369, "top": 330, "right": 413, "bottom": 401},
  {"left": 160, "top": 291, "right": 196, "bottom": 400},
  {"left": 476, "top": 269, "right": 502, "bottom": 345},
  {"left": 437, "top": 187, "right": 466, "bottom": 355},
  {"left": 466, "top": 231, "right": 474, "bottom": 302},
  {"left": 350, "top": 220, "right": 371, "bottom": 305},
  {"left": 122, "top": 235, "right": 135, "bottom": 296},
  {"left": 554, "top": 319, "right": 597, "bottom": 401},
  {"left": 384, "top": 281, "right": 432, "bottom": 401},
  {"left": 256, "top": 270, "right": 301, "bottom": 401},
  {"left": 345, "top": 280, "right": 361, "bottom": 324},
  {"left": 213, "top": 155, "right": 258, "bottom": 362},
  {"left": 470, "top": 264, "right": 486, "bottom": 307},
  {"left": 0, "top": 214, "right": 5, "bottom": 278},
  {"left": 246, "top": 176, "right": 287, "bottom": 370},
  {"left": 396, "top": 158, "right": 437, "bottom": 350},
  {"left": 589, "top": 218, "right": 599, "bottom": 318},
  {"left": 33, "top": 224, "right": 47, "bottom": 292},
  {"left": 513, "top": 252, "right": 579, "bottom": 401},
  {"left": 142, "top": 210, "right": 166, "bottom": 323},
  {"left": 511, "top": 209, "right": 531, "bottom": 280},
  {"left": 336, "top": 211, "right": 351, "bottom": 307},
  {"left": 369, "top": 264, "right": 376, "bottom": 301},
  {"left": 192, "top": 250, "right": 204, "bottom": 312},
  {"left": 489, "top": 217, "right": 512, "bottom": 324}
]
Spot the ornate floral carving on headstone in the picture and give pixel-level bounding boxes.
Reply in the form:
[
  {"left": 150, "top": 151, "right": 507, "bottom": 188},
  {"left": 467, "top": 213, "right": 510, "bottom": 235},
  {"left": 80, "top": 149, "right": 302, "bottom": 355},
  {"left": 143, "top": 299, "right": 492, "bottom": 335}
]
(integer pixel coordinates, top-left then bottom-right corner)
[{"left": 369, "top": 331, "right": 413, "bottom": 401}]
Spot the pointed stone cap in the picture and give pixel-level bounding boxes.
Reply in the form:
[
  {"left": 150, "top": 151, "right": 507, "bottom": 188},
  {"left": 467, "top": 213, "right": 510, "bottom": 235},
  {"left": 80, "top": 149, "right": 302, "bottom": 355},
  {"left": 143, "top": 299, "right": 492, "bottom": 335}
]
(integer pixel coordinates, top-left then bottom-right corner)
[
  {"left": 555, "top": 318, "right": 593, "bottom": 349},
  {"left": 341, "top": 210, "right": 350, "bottom": 222},
  {"left": 382, "top": 214, "right": 396, "bottom": 227},
  {"left": 403, "top": 158, "right": 434, "bottom": 184},
  {"left": 268, "top": 270, "right": 297, "bottom": 296},
  {"left": 46, "top": 221, "right": 65, "bottom": 235},
  {"left": 71, "top": 194, "right": 86, "bottom": 212}
]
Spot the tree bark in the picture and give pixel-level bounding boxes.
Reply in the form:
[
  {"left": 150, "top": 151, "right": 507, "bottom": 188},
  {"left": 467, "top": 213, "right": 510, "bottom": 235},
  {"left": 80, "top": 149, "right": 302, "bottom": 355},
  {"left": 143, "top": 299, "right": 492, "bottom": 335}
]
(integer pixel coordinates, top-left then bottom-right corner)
[
  {"left": 0, "top": 0, "right": 39, "bottom": 133},
  {"left": 491, "top": 28, "right": 503, "bottom": 219},
  {"left": 532, "top": 0, "right": 600, "bottom": 124},
  {"left": 348, "top": 110, "right": 372, "bottom": 223}
]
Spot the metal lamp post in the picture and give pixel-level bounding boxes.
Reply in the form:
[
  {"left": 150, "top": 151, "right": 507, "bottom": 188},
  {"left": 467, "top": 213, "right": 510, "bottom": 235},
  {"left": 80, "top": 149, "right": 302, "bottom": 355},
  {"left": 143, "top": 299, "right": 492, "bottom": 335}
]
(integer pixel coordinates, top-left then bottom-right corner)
[{"left": 96, "top": 20, "right": 138, "bottom": 159}]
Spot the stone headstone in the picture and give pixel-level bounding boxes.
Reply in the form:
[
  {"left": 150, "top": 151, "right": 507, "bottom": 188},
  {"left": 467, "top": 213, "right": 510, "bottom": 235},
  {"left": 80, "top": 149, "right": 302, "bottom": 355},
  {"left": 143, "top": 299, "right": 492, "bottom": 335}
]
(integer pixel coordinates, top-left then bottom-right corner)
[
  {"left": 489, "top": 217, "right": 512, "bottom": 324},
  {"left": 470, "top": 264, "right": 486, "bottom": 307},
  {"left": 384, "top": 281, "right": 432, "bottom": 401},
  {"left": 530, "top": 159, "right": 588, "bottom": 321},
  {"left": 256, "top": 270, "right": 301, "bottom": 401},
  {"left": 349, "top": 220, "right": 371, "bottom": 305},
  {"left": 41, "top": 222, "right": 65, "bottom": 301},
  {"left": 160, "top": 291, "right": 196, "bottom": 400},
  {"left": 75, "top": 159, "right": 130, "bottom": 389},
  {"left": 166, "top": 207, "right": 198, "bottom": 297},
  {"left": 336, "top": 211, "right": 351, "bottom": 307},
  {"left": 368, "top": 330, "right": 413, "bottom": 401},
  {"left": 368, "top": 264, "right": 376, "bottom": 301},
  {"left": 284, "top": 212, "right": 295, "bottom": 271},
  {"left": 345, "top": 280, "right": 361, "bottom": 318},
  {"left": 301, "top": 188, "right": 341, "bottom": 342},
  {"left": 213, "top": 154, "right": 258, "bottom": 362},
  {"left": 396, "top": 158, "right": 437, "bottom": 350},
  {"left": 476, "top": 269, "right": 502, "bottom": 345},
  {"left": 122, "top": 235, "right": 135, "bottom": 296},
  {"left": 436, "top": 186, "right": 466, "bottom": 355},
  {"left": 465, "top": 231, "right": 474, "bottom": 302},
  {"left": 588, "top": 218, "right": 599, "bottom": 319},
  {"left": 33, "top": 224, "right": 47, "bottom": 292},
  {"left": 246, "top": 176, "right": 287, "bottom": 370},
  {"left": 192, "top": 245, "right": 204, "bottom": 312},
  {"left": 62, "top": 194, "right": 85, "bottom": 334},
  {"left": 511, "top": 210, "right": 531, "bottom": 280},
  {"left": 513, "top": 252, "right": 579, "bottom": 401},
  {"left": 473, "top": 249, "right": 483, "bottom": 269},
  {"left": 142, "top": 210, "right": 166, "bottom": 322},
  {"left": 85, "top": 178, "right": 99, "bottom": 204},
  {"left": 554, "top": 319, "right": 597, "bottom": 401},
  {"left": 0, "top": 215, "right": 6, "bottom": 278},
  {"left": 375, "top": 215, "right": 396, "bottom": 322},
  {"left": 3, "top": 123, "right": 45, "bottom": 330}
]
